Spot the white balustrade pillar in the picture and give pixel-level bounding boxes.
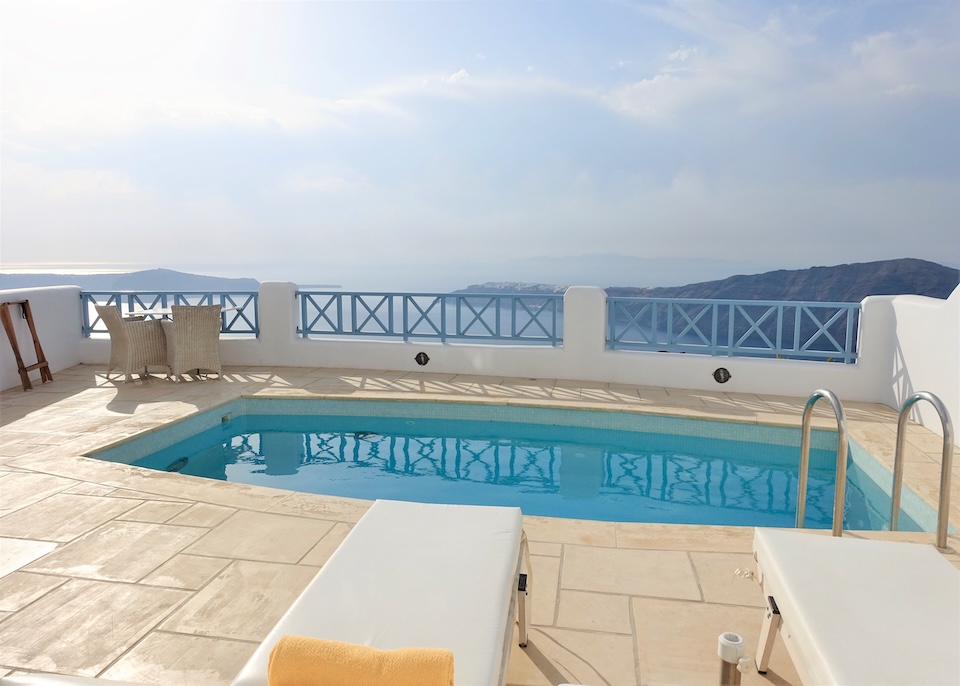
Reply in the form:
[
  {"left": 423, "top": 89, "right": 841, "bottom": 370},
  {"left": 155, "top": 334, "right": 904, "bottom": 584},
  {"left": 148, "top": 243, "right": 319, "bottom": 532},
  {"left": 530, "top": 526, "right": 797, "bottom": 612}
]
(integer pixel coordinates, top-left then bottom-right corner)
[
  {"left": 561, "top": 286, "right": 607, "bottom": 378},
  {"left": 256, "top": 282, "right": 299, "bottom": 362}
]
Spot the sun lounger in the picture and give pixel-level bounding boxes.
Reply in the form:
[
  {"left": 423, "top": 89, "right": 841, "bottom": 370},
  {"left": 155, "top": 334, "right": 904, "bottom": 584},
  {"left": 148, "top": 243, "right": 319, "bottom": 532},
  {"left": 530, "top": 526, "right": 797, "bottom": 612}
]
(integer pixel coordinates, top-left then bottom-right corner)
[
  {"left": 231, "top": 499, "right": 531, "bottom": 686},
  {"left": 753, "top": 528, "right": 960, "bottom": 685}
]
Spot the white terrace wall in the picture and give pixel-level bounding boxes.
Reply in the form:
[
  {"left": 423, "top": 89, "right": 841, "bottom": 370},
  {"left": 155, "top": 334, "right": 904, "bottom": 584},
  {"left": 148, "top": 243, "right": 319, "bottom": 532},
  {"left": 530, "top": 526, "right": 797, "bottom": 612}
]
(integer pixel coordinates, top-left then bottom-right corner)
[
  {"left": 866, "top": 287, "right": 959, "bottom": 440},
  {"left": 0, "top": 286, "right": 82, "bottom": 393},
  {"left": 5, "top": 282, "right": 957, "bottom": 445}
]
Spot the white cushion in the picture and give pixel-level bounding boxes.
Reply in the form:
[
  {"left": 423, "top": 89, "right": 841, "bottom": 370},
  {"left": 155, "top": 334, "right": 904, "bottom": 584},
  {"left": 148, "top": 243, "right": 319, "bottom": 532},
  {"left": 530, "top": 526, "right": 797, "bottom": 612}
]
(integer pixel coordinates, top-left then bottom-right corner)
[
  {"left": 754, "top": 529, "right": 960, "bottom": 686},
  {"left": 231, "top": 499, "right": 523, "bottom": 686},
  {"left": 0, "top": 677, "right": 141, "bottom": 685}
]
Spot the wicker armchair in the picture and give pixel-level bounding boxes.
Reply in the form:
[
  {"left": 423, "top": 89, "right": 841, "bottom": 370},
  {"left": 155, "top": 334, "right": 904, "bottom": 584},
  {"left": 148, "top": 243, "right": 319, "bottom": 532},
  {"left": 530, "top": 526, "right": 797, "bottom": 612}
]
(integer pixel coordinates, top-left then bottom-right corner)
[
  {"left": 161, "top": 305, "right": 222, "bottom": 381},
  {"left": 96, "top": 305, "right": 169, "bottom": 382}
]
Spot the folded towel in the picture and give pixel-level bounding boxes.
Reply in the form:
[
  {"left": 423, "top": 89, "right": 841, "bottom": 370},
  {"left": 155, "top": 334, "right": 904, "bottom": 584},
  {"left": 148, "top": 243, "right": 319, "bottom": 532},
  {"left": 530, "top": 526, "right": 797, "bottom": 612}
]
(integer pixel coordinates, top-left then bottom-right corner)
[{"left": 267, "top": 635, "right": 454, "bottom": 686}]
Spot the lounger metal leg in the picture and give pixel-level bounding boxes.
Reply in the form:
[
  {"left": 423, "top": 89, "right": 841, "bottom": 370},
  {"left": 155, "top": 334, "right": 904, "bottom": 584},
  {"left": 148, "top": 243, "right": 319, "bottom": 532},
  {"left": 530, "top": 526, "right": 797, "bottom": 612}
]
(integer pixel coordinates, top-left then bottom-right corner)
[
  {"left": 518, "top": 532, "right": 532, "bottom": 648},
  {"left": 756, "top": 595, "right": 781, "bottom": 674}
]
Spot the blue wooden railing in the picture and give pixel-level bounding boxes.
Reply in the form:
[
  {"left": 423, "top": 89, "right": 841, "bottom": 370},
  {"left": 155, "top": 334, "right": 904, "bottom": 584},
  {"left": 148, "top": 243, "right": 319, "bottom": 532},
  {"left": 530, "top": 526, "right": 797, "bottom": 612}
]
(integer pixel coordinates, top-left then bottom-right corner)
[
  {"left": 607, "top": 297, "right": 860, "bottom": 363},
  {"left": 297, "top": 291, "right": 563, "bottom": 344},
  {"left": 80, "top": 291, "right": 259, "bottom": 336},
  {"left": 79, "top": 289, "right": 860, "bottom": 362}
]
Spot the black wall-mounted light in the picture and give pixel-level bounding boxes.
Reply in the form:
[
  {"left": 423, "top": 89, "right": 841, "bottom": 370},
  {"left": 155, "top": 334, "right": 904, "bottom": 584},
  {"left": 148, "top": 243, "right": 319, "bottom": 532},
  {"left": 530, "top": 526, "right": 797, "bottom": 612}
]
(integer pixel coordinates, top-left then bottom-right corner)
[
  {"left": 713, "top": 367, "right": 732, "bottom": 383},
  {"left": 415, "top": 352, "right": 430, "bottom": 366}
]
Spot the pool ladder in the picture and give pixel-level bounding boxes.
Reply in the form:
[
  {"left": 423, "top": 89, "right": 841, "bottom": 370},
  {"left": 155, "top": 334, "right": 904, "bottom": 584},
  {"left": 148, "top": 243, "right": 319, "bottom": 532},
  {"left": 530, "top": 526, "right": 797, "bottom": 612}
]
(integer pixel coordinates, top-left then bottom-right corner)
[
  {"left": 796, "top": 389, "right": 955, "bottom": 549},
  {"left": 795, "top": 389, "right": 848, "bottom": 537}
]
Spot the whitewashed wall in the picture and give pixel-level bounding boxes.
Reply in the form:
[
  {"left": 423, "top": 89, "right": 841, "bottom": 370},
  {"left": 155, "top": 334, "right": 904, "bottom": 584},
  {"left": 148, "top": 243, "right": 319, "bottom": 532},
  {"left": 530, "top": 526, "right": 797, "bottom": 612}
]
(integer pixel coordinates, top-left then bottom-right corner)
[
  {"left": 878, "top": 289, "right": 959, "bottom": 441},
  {"left": 0, "top": 286, "right": 82, "bottom": 393},
  {"left": 5, "top": 281, "right": 957, "bottom": 446}
]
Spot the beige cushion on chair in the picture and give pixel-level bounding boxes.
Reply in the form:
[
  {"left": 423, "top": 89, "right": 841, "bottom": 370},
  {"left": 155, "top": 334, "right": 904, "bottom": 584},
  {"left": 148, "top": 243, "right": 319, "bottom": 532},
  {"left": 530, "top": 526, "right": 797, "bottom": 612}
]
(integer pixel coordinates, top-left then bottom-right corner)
[
  {"left": 95, "top": 305, "right": 168, "bottom": 382},
  {"left": 161, "top": 305, "right": 222, "bottom": 380}
]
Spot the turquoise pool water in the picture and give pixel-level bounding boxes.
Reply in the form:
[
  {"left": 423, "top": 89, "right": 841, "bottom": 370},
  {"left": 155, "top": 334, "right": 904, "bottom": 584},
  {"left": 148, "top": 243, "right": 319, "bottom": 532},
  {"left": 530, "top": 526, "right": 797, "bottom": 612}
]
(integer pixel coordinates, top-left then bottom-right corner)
[{"left": 90, "top": 399, "right": 934, "bottom": 529}]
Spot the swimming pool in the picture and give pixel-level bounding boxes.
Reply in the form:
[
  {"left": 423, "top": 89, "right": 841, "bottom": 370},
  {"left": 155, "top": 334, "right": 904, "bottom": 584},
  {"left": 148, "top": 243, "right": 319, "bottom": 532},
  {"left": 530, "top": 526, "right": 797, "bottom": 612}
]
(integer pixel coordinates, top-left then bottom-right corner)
[{"left": 90, "top": 398, "right": 936, "bottom": 530}]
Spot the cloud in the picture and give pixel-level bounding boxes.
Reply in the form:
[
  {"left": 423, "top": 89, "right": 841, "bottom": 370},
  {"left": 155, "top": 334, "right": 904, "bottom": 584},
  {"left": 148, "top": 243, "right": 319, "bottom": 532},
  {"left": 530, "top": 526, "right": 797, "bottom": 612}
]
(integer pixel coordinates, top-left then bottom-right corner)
[
  {"left": 843, "top": 29, "right": 960, "bottom": 97},
  {"left": 3, "top": 87, "right": 404, "bottom": 139},
  {"left": 666, "top": 46, "right": 697, "bottom": 63},
  {"left": 445, "top": 69, "right": 470, "bottom": 84}
]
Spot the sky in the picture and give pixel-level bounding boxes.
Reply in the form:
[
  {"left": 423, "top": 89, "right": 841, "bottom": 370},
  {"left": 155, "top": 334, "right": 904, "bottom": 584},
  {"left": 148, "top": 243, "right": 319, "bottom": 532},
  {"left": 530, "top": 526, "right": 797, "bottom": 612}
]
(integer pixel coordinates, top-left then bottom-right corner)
[{"left": 2, "top": 0, "right": 959, "bottom": 290}]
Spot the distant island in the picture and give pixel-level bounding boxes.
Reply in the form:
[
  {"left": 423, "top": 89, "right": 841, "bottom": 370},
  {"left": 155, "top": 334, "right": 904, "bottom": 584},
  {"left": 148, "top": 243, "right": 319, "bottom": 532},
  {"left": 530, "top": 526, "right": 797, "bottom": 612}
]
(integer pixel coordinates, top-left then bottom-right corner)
[
  {"left": 0, "top": 268, "right": 261, "bottom": 292},
  {"left": 2, "top": 258, "right": 957, "bottom": 302},
  {"left": 458, "top": 258, "right": 959, "bottom": 302}
]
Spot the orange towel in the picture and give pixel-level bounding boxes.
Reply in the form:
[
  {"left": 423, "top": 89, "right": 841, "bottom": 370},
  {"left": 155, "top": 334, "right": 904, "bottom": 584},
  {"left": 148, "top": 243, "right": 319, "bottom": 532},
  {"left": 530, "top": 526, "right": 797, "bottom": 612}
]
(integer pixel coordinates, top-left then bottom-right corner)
[{"left": 267, "top": 635, "right": 454, "bottom": 686}]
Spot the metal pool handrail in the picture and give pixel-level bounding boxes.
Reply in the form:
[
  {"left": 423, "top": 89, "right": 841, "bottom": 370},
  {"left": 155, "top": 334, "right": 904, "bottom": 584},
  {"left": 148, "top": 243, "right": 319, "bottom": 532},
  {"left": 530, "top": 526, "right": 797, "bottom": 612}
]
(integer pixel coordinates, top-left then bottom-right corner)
[
  {"left": 796, "top": 389, "right": 848, "bottom": 536},
  {"left": 889, "top": 392, "right": 954, "bottom": 550}
]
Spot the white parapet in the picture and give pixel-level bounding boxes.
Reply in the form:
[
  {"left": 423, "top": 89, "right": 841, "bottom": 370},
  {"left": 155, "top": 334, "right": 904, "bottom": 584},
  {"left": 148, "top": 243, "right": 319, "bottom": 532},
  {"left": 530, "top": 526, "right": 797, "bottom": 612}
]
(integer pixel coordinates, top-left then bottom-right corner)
[
  {"left": 3, "top": 281, "right": 957, "bottom": 445},
  {"left": 0, "top": 286, "right": 82, "bottom": 391}
]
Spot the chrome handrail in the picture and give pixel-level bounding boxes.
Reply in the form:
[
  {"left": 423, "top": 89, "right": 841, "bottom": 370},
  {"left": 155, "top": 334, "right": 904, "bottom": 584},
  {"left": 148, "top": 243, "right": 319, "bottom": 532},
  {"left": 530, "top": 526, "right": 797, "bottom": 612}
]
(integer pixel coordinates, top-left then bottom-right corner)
[
  {"left": 889, "top": 392, "right": 954, "bottom": 550},
  {"left": 796, "top": 389, "right": 848, "bottom": 536}
]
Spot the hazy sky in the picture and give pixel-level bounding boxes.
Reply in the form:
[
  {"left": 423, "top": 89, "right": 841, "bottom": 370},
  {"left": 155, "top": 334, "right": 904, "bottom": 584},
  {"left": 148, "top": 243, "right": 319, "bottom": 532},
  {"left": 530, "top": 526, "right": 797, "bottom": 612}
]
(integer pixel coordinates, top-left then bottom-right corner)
[{"left": 2, "top": 0, "right": 958, "bottom": 288}]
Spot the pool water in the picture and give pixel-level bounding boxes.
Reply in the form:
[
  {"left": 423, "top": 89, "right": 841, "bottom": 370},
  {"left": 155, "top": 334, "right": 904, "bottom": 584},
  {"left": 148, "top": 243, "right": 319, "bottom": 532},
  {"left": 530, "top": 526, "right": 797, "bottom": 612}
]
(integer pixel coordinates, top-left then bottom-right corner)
[{"left": 91, "top": 399, "right": 931, "bottom": 530}]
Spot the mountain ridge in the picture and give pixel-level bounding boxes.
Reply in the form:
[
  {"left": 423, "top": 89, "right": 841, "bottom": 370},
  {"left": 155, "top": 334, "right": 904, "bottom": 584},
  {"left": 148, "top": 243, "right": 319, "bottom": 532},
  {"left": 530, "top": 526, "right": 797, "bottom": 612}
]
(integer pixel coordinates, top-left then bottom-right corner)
[{"left": 459, "top": 258, "right": 959, "bottom": 301}]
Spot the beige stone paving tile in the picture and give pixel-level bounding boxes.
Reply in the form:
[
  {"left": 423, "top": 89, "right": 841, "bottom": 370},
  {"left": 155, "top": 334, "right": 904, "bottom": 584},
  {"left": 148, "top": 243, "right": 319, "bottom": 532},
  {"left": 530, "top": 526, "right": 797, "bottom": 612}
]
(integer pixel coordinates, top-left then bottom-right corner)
[
  {"left": 167, "top": 502, "right": 237, "bottom": 528},
  {"left": 0, "top": 431, "right": 38, "bottom": 447},
  {"left": 697, "top": 404, "right": 759, "bottom": 421},
  {"left": 0, "top": 472, "right": 77, "bottom": 516},
  {"left": 660, "top": 391, "right": 709, "bottom": 408},
  {"left": 632, "top": 597, "right": 801, "bottom": 686},
  {"left": 62, "top": 482, "right": 116, "bottom": 496},
  {"left": 327, "top": 368, "right": 408, "bottom": 380},
  {"left": 522, "top": 516, "right": 617, "bottom": 547},
  {"left": 0, "top": 442, "right": 51, "bottom": 459},
  {"left": 556, "top": 589, "right": 633, "bottom": 634},
  {"left": 616, "top": 523, "right": 755, "bottom": 553},
  {"left": 299, "top": 522, "right": 352, "bottom": 566},
  {"left": 10, "top": 456, "right": 291, "bottom": 512},
  {"left": 563, "top": 545, "right": 701, "bottom": 600},
  {"left": 754, "top": 411, "right": 837, "bottom": 429},
  {"left": 117, "top": 500, "right": 192, "bottom": 524},
  {"left": 0, "top": 407, "right": 38, "bottom": 426},
  {"left": 246, "top": 386, "right": 323, "bottom": 398},
  {"left": 528, "top": 541, "right": 562, "bottom": 557},
  {"left": 548, "top": 386, "right": 584, "bottom": 401},
  {"left": 0, "top": 391, "right": 78, "bottom": 407},
  {"left": 507, "top": 626, "right": 638, "bottom": 686},
  {"left": 903, "top": 426, "right": 950, "bottom": 452},
  {"left": 0, "top": 579, "right": 188, "bottom": 676},
  {"left": 185, "top": 510, "right": 334, "bottom": 563},
  {"left": 449, "top": 373, "right": 505, "bottom": 384},
  {"left": 0, "top": 571, "right": 68, "bottom": 611},
  {"left": 267, "top": 492, "right": 371, "bottom": 523},
  {"left": 531, "top": 554, "right": 561, "bottom": 627},
  {"left": 101, "top": 631, "right": 255, "bottom": 685},
  {"left": 394, "top": 371, "right": 460, "bottom": 383},
  {"left": 690, "top": 551, "right": 763, "bottom": 607},
  {"left": 140, "top": 554, "right": 232, "bottom": 590},
  {"left": 497, "top": 377, "right": 557, "bottom": 390},
  {"left": 24, "top": 520, "right": 207, "bottom": 582},
  {"left": 102, "top": 489, "right": 190, "bottom": 503},
  {"left": 160, "top": 560, "right": 318, "bottom": 641},
  {"left": 844, "top": 400, "right": 899, "bottom": 419},
  {"left": 387, "top": 378, "right": 475, "bottom": 394},
  {"left": 0, "top": 538, "right": 58, "bottom": 577},
  {"left": 0, "top": 494, "right": 141, "bottom": 542}
]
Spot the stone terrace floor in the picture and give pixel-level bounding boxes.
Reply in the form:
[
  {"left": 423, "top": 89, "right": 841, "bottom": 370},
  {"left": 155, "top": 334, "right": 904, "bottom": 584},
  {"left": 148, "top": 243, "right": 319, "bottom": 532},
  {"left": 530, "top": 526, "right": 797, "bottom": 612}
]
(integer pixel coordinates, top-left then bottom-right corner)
[{"left": 0, "top": 365, "right": 958, "bottom": 685}]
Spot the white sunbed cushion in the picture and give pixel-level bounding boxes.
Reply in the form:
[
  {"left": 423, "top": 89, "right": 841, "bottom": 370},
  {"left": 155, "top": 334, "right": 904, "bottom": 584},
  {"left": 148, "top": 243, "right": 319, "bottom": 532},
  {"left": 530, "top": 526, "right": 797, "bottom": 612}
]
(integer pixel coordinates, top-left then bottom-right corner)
[
  {"left": 754, "top": 529, "right": 960, "bottom": 686},
  {"left": 231, "top": 499, "right": 523, "bottom": 686}
]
